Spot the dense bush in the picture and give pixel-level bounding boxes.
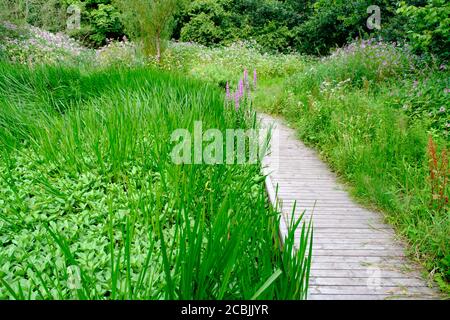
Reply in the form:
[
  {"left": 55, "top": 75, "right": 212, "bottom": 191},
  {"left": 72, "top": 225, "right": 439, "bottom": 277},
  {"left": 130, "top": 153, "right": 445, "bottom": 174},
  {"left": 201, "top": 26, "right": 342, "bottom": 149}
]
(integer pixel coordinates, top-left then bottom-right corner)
[
  {"left": 0, "top": 1, "right": 125, "bottom": 47},
  {"left": 180, "top": 12, "right": 225, "bottom": 46},
  {"left": 65, "top": 0, "right": 124, "bottom": 47},
  {"left": 2, "top": 1, "right": 449, "bottom": 59},
  {"left": 256, "top": 40, "right": 449, "bottom": 288},
  {"left": 176, "top": 0, "right": 304, "bottom": 52},
  {"left": 397, "top": 0, "right": 450, "bottom": 60}
]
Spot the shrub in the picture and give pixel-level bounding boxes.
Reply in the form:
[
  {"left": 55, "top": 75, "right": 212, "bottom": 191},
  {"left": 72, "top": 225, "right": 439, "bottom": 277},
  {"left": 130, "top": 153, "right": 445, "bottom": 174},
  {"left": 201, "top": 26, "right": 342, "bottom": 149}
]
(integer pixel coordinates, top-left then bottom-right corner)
[
  {"left": 175, "top": 0, "right": 303, "bottom": 53},
  {"left": 293, "top": 0, "right": 402, "bottom": 55},
  {"left": 180, "top": 13, "right": 224, "bottom": 46},
  {"left": 87, "top": 3, "right": 123, "bottom": 46},
  {"left": 155, "top": 41, "right": 305, "bottom": 87},
  {"left": 63, "top": 0, "right": 125, "bottom": 47},
  {"left": 397, "top": 0, "right": 450, "bottom": 60},
  {"left": 254, "top": 22, "right": 293, "bottom": 53}
]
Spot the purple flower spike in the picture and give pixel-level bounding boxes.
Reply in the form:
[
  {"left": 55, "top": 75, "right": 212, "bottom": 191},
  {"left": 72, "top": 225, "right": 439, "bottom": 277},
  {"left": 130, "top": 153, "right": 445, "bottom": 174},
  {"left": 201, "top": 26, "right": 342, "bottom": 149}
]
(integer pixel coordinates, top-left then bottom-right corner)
[
  {"left": 244, "top": 69, "right": 249, "bottom": 86},
  {"left": 239, "top": 79, "right": 244, "bottom": 97},
  {"left": 234, "top": 91, "right": 240, "bottom": 111},
  {"left": 253, "top": 69, "right": 257, "bottom": 89}
]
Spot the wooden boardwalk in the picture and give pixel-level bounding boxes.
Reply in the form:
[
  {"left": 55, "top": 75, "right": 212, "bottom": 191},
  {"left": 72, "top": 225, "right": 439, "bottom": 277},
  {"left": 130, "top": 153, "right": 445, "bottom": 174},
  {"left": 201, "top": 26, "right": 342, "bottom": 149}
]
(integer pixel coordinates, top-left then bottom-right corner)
[{"left": 259, "top": 114, "right": 441, "bottom": 300}]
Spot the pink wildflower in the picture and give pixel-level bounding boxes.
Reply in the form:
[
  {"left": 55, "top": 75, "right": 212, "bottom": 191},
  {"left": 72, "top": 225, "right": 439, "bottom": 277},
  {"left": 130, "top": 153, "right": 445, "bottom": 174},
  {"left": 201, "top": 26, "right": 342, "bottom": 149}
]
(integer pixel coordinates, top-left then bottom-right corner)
[{"left": 239, "top": 79, "right": 244, "bottom": 97}]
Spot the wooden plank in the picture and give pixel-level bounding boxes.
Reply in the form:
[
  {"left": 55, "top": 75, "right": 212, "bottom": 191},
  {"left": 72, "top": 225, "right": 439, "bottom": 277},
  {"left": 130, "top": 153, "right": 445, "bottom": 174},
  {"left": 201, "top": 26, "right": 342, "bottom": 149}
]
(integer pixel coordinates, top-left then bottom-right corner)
[
  {"left": 308, "top": 286, "right": 438, "bottom": 296},
  {"left": 311, "top": 244, "right": 402, "bottom": 250},
  {"left": 311, "top": 239, "right": 398, "bottom": 245},
  {"left": 310, "top": 249, "right": 405, "bottom": 257},
  {"left": 309, "top": 277, "right": 428, "bottom": 287},
  {"left": 310, "top": 269, "right": 425, "bottom": 279},
  {"left": 301, "top": 234, "right": 396, "bottom": 240},
  {"left": 298, "top": 223, "right": 391, "bottom": 229},
  {"left": 310, "top": 262, "right": 405, "bottom": 271},
  {"left": 302, "top": 228, "right": 395, "bottom": 234},
  {"left": 310, "top": 256, "right": 408, "bottom": 263}
]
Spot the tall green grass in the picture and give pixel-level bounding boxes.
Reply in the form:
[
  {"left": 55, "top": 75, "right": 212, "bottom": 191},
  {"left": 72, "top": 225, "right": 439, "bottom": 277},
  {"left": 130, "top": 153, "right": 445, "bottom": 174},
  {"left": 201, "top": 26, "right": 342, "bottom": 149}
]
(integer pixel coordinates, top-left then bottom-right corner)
[{"left": 0, "top": 62, "right": 312, "bottom": 299}]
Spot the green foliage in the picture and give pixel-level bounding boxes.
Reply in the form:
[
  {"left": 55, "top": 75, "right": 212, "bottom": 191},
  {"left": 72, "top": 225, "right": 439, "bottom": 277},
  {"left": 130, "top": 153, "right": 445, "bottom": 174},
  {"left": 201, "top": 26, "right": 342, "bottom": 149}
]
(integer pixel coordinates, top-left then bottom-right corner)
[
  {"left": 176, "top": 0, "right": 302, "bottom": 53},
  {"left": 0, "top": 62, "right": 312, "bottom": 299},
  {"left": 152, "top": 38, "right": 449, "bottom": 293},
  {"left": 255, "top": 22, "right": 292, "bottom": 53},
  {"left": 87, "top": 4, "right": 122, "bottom": 45},
  {"left": 384, "top": 68, "right": 450, "bottom": 135},
  {"left": 0, "top": 1, "right": 126, "bottom": 47},
  {"left": 293, "top": 0, "right": 394, "bottom": 55},
  {"left": 3, "top": 1, "right": 448, "bottom": 59},
  {"left": 397, "top": 0, "right": 450, "bottom": 60},
  {"left": 65, "top": 0, "right": 124, "bottom": 47},
  {"left": 180, "top": 12, "right": 224, "bottom": 46},
  {"left": 95, "top": 39, "right": 144, "bottom": 68},
  {"left": 0, "top": 0, "right": 68, "bottom": 32},
  {"left": 174, "top": 0, "right": 448, "bottom": 59}
]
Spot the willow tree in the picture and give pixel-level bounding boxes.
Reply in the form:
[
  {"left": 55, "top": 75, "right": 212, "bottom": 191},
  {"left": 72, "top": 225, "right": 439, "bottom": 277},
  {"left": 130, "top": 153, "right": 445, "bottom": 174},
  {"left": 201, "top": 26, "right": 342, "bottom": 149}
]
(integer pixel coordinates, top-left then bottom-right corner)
[{"left": 115, "top": 0, "right": 178, "bottom": 63}]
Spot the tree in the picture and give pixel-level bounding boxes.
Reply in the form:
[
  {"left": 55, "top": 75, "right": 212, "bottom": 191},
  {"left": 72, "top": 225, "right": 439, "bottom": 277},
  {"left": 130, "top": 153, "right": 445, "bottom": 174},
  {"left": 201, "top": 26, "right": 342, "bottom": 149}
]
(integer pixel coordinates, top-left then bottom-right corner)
[
  {"left": 397, "top": 0, "right": 450, "bottom": 60},
  {"left": 115, "top": 0, "right": 178, "bottom": 62}
]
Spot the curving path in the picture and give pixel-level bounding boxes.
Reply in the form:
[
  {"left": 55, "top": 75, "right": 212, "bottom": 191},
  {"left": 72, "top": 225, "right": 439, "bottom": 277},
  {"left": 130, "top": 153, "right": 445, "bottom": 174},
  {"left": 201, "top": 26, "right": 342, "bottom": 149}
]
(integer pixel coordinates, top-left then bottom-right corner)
[{"left": 259, "top": 113, "right": 441, "bottom": 300}]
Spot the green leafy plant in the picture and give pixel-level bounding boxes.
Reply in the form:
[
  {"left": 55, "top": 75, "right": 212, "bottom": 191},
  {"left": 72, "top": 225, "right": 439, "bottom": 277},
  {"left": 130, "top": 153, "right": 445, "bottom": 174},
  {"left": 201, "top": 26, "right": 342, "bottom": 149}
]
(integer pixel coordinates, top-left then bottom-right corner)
[
  {"left": 397, "top": 0, "right": 450, "bottom": 60},
  {"left": 0, "top": 62, "right": 312, "bottom": 300}
]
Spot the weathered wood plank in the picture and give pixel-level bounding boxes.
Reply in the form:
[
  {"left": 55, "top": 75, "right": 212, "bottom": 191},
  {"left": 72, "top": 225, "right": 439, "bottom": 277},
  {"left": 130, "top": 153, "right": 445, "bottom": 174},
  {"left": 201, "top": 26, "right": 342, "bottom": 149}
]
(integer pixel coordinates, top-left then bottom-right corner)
[
  {"left": 309, "top": 277, "right": 428, "bottom": 287},
  {"left": 310, "top": 249, "right": 405, "bottom": 257},
  {"left": 310, "top": 269, "right": 425, "bottom": 278},
  {"left": 308, "top": 286, "right": 438, "bottom": 296}
]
